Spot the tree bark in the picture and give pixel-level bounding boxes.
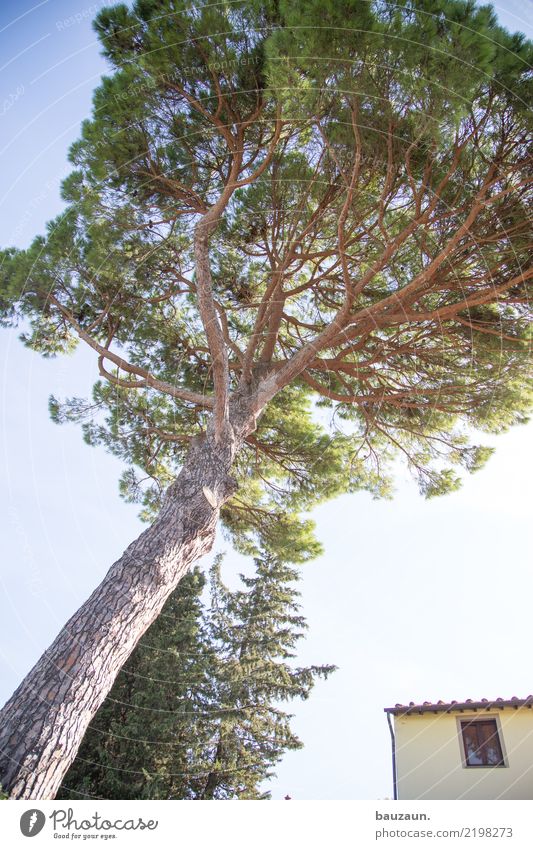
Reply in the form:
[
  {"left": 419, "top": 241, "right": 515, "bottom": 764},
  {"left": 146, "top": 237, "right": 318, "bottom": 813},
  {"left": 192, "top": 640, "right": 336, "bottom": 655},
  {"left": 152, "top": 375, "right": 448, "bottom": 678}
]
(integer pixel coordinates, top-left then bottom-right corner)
[{"left": 0, "top": 415, "right": 251, "bottom": 800}]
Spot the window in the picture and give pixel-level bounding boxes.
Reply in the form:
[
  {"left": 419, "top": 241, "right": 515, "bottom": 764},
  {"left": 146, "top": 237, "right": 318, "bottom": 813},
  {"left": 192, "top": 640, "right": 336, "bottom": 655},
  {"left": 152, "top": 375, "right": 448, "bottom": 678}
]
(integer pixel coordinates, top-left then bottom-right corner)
[{"left": 460, "top": 719, "right": 505, "bottom": 767}]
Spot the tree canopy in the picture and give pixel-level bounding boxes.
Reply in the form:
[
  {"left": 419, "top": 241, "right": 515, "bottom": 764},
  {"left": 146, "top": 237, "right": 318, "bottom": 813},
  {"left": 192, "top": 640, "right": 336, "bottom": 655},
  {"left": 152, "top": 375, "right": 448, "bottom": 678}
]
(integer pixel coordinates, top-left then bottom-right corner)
[{"left": 1, "top": 0, "right": 531, "bottom": 544}]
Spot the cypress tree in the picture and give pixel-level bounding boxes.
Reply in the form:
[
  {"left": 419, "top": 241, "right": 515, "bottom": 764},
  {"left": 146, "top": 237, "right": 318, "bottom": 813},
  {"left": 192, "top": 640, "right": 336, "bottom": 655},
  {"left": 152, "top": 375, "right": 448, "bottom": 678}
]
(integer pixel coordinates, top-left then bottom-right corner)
[
  {"left": 57, "top": 568, "right": 215, "bottom": 800},
  {"left": 59, "top": 552, "right": 334, "bottom": 800}
]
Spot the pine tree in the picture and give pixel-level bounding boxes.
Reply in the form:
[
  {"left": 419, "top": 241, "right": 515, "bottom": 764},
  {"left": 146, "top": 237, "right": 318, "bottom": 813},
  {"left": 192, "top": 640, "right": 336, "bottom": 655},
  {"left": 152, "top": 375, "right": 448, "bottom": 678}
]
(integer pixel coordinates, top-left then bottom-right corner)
[
  {"left": 0, "top": 0, "right": 531, "bottom": 797},
  {"left": 199, "top": 554, "right": 334, "bottom": 799},
  {"left": 58, "top": 552, "right": 333, "bottom": 800}
]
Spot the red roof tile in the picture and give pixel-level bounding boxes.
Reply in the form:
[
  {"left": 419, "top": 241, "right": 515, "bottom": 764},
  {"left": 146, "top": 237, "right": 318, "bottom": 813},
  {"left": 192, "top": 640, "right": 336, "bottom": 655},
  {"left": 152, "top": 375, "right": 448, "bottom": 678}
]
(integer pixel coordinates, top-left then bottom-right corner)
[{"left": 384, "top": 696, "right": 533, "bottom": 716}]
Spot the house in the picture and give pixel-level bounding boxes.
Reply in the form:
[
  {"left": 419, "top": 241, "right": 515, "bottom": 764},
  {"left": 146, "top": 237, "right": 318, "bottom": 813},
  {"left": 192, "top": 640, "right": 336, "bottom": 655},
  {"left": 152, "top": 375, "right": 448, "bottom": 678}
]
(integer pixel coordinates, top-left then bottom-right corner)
[{"left": 384, "top": 696, "right": 533, "bottom": 800}]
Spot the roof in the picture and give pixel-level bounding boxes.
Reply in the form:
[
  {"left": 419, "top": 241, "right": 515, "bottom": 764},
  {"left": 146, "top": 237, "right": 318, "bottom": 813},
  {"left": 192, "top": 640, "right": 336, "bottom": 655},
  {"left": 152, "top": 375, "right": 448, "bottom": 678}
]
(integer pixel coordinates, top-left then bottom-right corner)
[{"left": 384, "top": 697, "right": 533, "bottom": 716}]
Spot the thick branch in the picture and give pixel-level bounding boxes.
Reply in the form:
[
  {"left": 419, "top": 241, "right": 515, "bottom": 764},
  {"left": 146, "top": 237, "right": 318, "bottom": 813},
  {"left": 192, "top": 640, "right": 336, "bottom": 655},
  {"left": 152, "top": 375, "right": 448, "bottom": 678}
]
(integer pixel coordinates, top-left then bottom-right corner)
[{"left": 47, "top": 294, "right": 213, "bottom": 409}]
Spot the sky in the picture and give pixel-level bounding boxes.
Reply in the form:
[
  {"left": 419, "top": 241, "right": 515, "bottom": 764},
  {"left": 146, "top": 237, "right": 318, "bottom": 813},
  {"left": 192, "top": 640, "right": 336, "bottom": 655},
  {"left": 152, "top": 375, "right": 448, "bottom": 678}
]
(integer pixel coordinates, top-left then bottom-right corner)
[{"left": 0, "top": 0, "right": 532, "bottom": 801}]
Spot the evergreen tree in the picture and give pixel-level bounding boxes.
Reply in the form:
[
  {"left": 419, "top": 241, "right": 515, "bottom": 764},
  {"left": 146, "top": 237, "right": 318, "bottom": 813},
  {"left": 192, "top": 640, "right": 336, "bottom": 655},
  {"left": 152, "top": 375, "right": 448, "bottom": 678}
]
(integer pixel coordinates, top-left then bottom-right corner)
[
  {"left": 0, "top": 0, "right": 531, "bottom": 797},
  {"left": 199, "top": 554, "right": 333, "bottom": 800},
  {"left": 57, "top": 568, "right": 215, "bottom": 800},
  {"left": 58, "top": 552, "right": 333, "bottom": 800}
]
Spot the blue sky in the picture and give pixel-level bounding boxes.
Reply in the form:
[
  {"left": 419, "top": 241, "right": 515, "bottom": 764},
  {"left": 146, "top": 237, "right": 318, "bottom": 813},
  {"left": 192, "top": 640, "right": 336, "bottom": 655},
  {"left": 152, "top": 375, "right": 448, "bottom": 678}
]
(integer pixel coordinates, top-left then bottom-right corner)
[{"left": 0, "top": 0, "right": 532, "bottom": 800}]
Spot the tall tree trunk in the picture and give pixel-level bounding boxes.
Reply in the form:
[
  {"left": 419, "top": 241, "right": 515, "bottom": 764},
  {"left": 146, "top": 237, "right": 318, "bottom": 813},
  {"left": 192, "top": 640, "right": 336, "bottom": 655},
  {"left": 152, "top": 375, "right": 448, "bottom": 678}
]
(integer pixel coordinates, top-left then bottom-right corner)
[{"left": 0, "top": 419, "right": 248, "bottom": 799}]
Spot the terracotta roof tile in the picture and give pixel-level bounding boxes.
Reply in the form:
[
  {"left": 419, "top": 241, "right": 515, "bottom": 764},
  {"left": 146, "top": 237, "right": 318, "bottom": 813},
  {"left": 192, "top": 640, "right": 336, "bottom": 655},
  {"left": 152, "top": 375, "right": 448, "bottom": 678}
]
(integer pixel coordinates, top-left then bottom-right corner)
[{"left": 384, "top": 696, "right": 533, "bottom": 716}]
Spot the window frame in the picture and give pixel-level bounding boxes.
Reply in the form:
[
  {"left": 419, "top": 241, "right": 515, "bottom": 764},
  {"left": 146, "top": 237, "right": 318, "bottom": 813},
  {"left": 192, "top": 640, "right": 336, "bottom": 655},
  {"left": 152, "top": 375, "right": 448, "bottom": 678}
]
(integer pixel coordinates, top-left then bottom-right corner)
[{"left": 456, "top": 714, "right": 508, "bottom": 769}]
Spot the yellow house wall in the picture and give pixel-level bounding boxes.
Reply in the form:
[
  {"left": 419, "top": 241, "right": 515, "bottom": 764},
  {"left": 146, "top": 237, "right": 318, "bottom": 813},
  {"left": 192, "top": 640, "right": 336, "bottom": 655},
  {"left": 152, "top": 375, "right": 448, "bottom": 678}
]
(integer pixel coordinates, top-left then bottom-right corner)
[{"left": 394, "top": 708, "right": 533, "bottom": 800}]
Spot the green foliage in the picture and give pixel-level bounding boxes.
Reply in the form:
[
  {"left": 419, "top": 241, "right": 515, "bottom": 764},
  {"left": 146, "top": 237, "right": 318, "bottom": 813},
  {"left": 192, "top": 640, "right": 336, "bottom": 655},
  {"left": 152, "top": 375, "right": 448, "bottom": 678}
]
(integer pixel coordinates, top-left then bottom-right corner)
[
  {"left": 58, "top": 551, "right": 334, "bottom": 800},
  {"left": 1, "top": 0, "right": 531, "bottom": 553}
]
